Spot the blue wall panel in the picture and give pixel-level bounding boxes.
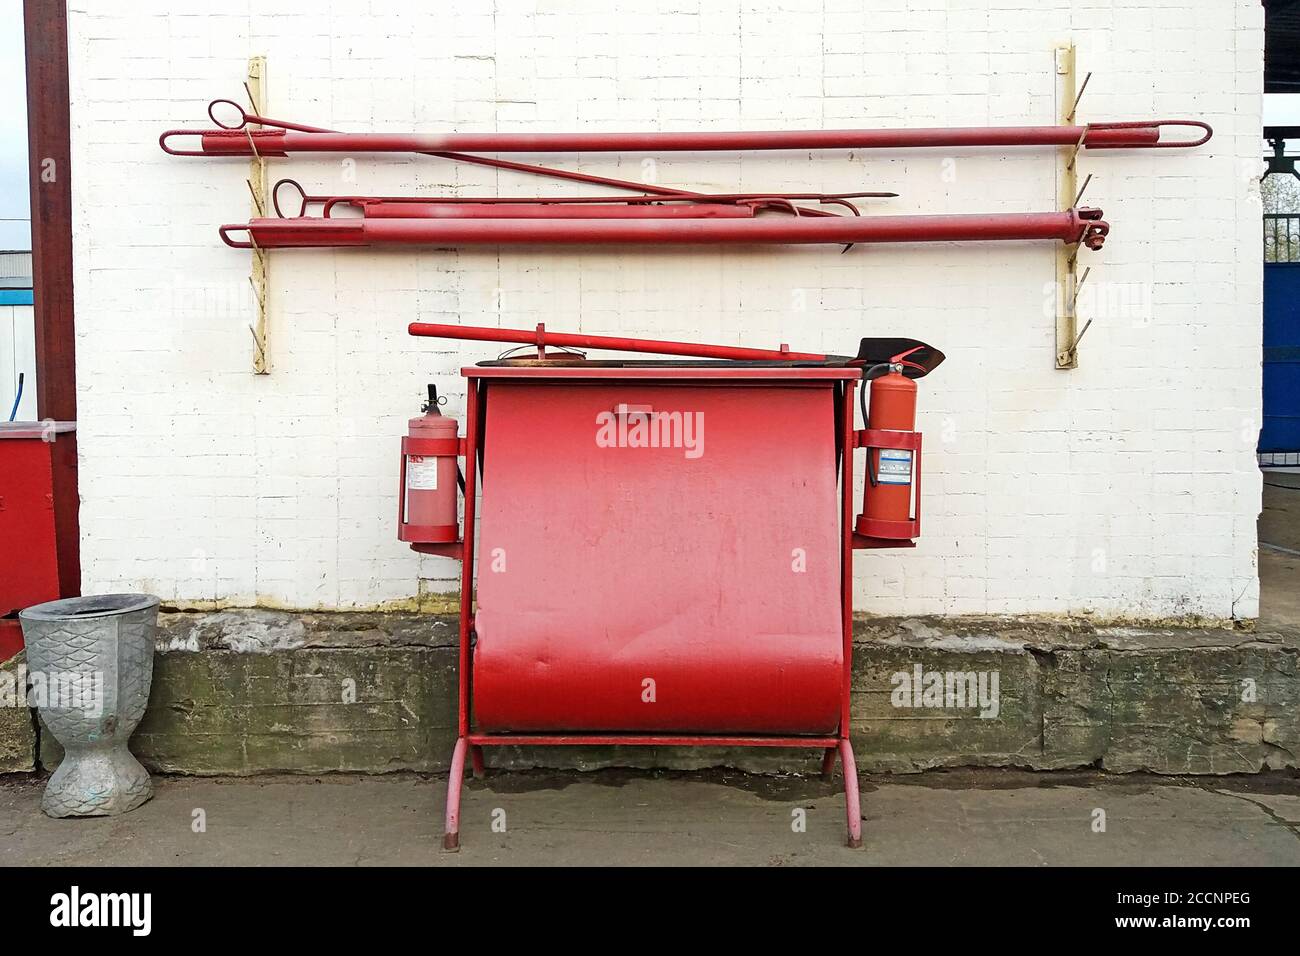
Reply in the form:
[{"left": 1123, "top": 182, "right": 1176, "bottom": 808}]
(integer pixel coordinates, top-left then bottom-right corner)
[{"left": 1263, "top": 263, "right": 1300, "bottom": 453}]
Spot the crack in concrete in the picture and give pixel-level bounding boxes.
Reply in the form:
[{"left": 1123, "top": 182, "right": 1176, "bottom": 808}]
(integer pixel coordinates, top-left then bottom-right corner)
[{"left": 1212, "top": 788, "right": 1300, "bottom": 843}]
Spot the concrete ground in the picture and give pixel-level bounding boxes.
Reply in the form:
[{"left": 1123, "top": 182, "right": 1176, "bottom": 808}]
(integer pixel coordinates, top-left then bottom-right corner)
[{"left": 1, "top": 768, "right": 1298, "bottom": 866}]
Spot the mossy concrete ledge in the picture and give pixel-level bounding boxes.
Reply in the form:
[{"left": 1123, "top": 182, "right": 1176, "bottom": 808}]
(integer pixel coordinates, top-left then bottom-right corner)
[
  {"left": 1, "top": 652, "right": 37, "bottom": 773},
  {"left": 31, "top": 609, "right": 1300, "bottom": 777}
]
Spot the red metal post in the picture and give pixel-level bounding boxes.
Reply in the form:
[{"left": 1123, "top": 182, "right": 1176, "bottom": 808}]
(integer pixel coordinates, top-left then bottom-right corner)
[
  {"left": 839, "top": 738, "right": 863, "bottom": 849},
  {"left": 820, "top": 746, "right": 838, "bottom": 779},
  {"left": 25, "top": 0, "right": 80, "bottom": 599},
  {"left": 443, "top": 737, "right": 468, "bottom": 851},
  {"left": 840, "top": 380, "right": 863, "bottom": 848},
  {"left": 458, "top": 383, "right": 480, "bottom": 739},
  {"left": 443, "top": 379, "right": 481, "bottom": 852}
]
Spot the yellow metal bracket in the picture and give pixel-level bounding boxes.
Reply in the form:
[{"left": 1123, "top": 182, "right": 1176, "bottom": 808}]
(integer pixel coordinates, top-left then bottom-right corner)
[
  {"left": 246, "top": 56, "right": 270, "bottom": 374},
  {"left": 1054, "top": 45, "right": 1093, "bottom": 370}
]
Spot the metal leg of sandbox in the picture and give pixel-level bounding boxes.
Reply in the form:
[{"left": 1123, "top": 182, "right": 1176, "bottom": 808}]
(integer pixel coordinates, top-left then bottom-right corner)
[
  {"left": 443, "top": 737, "right": 468, "bottom": 851},
  {"left": 838, "top": 738, "right": 863, "bottom": 849},
  {"left": 820, "top": 746, "right": 837, "bottom": 780}
]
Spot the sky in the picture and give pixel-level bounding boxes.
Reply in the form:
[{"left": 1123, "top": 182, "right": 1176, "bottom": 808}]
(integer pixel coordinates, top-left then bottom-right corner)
[
  {"left": 1265, "top": 94, "right": 1300, "bottom": 127},
  {"left": 1, "top": 0, "right": 28, "bottom": 249},
  {"left": 0, "top": 8, "right": 1298, "bottom": 252}
]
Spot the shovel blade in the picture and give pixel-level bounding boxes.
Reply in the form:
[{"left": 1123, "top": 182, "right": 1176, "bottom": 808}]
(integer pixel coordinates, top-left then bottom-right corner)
[{"left": 852, "top": 337, "right": 945, "bottom": 378}]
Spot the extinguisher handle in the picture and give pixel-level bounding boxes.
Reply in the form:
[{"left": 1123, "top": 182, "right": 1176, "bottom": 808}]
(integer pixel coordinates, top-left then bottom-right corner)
[
  {"left": 423, "top": 383, "right": 450, "bottom": 412},
  {"left": 861, "top": 362, "right": 892, "bottom": 381}
]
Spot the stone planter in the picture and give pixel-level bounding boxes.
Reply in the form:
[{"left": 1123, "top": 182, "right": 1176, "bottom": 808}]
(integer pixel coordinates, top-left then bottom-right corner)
[{"left": 20, "top": 594, "right": 159, "bottom": 817}]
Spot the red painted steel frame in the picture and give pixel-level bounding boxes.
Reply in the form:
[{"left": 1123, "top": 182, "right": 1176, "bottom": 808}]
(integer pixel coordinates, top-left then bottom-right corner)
[{"left": 441, "top": 367, "right": 865, "bottom": 851}]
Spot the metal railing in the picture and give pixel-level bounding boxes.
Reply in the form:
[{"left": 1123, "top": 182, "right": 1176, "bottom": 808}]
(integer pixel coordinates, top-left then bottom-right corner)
[{"left": 1265, "top": 213, "right": 1300, "bottom": 262}]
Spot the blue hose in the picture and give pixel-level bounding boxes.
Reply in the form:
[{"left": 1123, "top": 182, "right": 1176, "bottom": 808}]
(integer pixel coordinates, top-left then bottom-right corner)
[{"left": 8, "top": 372, "right": 23, "bottom": 422}]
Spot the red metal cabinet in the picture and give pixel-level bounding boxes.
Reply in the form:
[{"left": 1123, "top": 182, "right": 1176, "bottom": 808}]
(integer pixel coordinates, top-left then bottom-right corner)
[
  {"left": 472, "top": 382, "right": 843, "bottom": 734},
  {"left": 0, "top": 423, "right": 73, "bottom": 662},
  {"left": 437, "top": 366, "right": 865, "bottom": 848}
]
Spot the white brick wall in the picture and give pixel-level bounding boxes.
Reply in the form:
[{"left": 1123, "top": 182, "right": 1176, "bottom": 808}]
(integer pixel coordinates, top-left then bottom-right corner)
[{"left": 68, "top": 0, "right": 1264, "bottom": 619}]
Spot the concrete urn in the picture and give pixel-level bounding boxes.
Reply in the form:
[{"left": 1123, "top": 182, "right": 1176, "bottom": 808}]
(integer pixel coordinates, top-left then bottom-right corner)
[{"left": 19, "top": 594, "right": 159, "bottom": 817}]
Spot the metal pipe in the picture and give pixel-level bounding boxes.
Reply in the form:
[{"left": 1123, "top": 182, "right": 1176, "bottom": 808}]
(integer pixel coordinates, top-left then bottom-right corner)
[
  {"left": 161, "top": 101, "right": 847, "bottom": 218},
  {"left": 358, "top": 201, "right": 757, "bottom": 219},
  {"left": 173, "top": 120, "right": 1210, "bottom": 157},
  {"left": 221, "top": 207, "right": 1110, "bottom": 250},
  {"left": 407, "top": 321, "right": 834, "bottom": 362},
  {"left": 271, "top": 179, "right": 893, "bottom": 219}
]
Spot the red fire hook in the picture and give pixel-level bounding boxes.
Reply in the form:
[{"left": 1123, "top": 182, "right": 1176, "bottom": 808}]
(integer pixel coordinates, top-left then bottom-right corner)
[
  {"left": 161, "top": 100, "right": 1212, "bottom": 156},
  {"left": 220, "top": 207, "right": 1110, "bottom": 251}
]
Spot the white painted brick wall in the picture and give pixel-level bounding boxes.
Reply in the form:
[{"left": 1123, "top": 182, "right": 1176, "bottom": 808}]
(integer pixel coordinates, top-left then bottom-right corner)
[{"left": 67, "top": 0, "right": 1264, "bottom": 619}]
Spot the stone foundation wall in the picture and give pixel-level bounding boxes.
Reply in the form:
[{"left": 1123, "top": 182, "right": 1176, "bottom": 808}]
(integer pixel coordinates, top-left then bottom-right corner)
[{"left": 7, "top": 609, "right": 1296, "bottom": 777}]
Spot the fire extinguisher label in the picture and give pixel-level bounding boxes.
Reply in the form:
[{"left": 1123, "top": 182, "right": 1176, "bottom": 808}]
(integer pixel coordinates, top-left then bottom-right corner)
[
  {"left": 877, "top": 450, "right": 913, "bottom": 485},
  {"left": 406, "top": 455, "right": 439, "bottom": 491}
]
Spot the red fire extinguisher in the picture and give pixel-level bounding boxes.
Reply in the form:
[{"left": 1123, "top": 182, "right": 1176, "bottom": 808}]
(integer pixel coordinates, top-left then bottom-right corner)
[
  {"left": 398, "top": 384, "right": 461, "bottom": 545},
  {"left": 856, "top": 349, "right": 925, "bottom": 542}
]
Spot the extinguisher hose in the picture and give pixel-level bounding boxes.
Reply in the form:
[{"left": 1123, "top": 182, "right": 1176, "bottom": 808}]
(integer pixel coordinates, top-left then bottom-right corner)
[{"left": 860, "top": 364, "right": 890, "bottom": 488}]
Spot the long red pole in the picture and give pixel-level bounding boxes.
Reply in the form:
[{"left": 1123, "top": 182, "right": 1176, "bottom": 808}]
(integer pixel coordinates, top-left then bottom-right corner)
[
  {"left": 407, "top": 322, "right": 833, "bottom": 362},
  {"left": 185, "top": 121, "right": 1210, "bottom": 157},
  {"left": 223, "top": 207, "right": 1109, "bottom": 250},
  {"left": 358, "top": 201, "right": 756, "bottom": 219},
  {"left": 163, "top": 104, "right": 839, "bottom": 214}
]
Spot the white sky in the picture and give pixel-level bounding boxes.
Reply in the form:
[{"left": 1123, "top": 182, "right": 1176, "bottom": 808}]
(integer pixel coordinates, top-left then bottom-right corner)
[
  {"left": 0, "top": 0, "right": 29, "bottom": 250},
  {"left": 1265, "top": 93, "right": 1300, "bottom": 127}
]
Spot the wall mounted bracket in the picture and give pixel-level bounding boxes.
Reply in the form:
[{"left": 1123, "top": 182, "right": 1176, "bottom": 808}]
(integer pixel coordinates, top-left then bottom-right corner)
[
  {"left": 246, "top": 56, "right": 270, "bottom": 374},
  {"left": 1055, "top": 45, "right": 1094, "bottom": 370}
]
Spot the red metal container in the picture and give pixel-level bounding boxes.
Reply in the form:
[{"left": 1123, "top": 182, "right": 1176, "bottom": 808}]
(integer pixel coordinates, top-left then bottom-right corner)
[
  {"left": 471, "top": 381, "right": 844, "bottom": 735},
  {"left": 424, "top": 363, "right": 869, "bottom": 849},
  {"left": 0, "top": 422, "right": 75, "bottom": 662}
]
